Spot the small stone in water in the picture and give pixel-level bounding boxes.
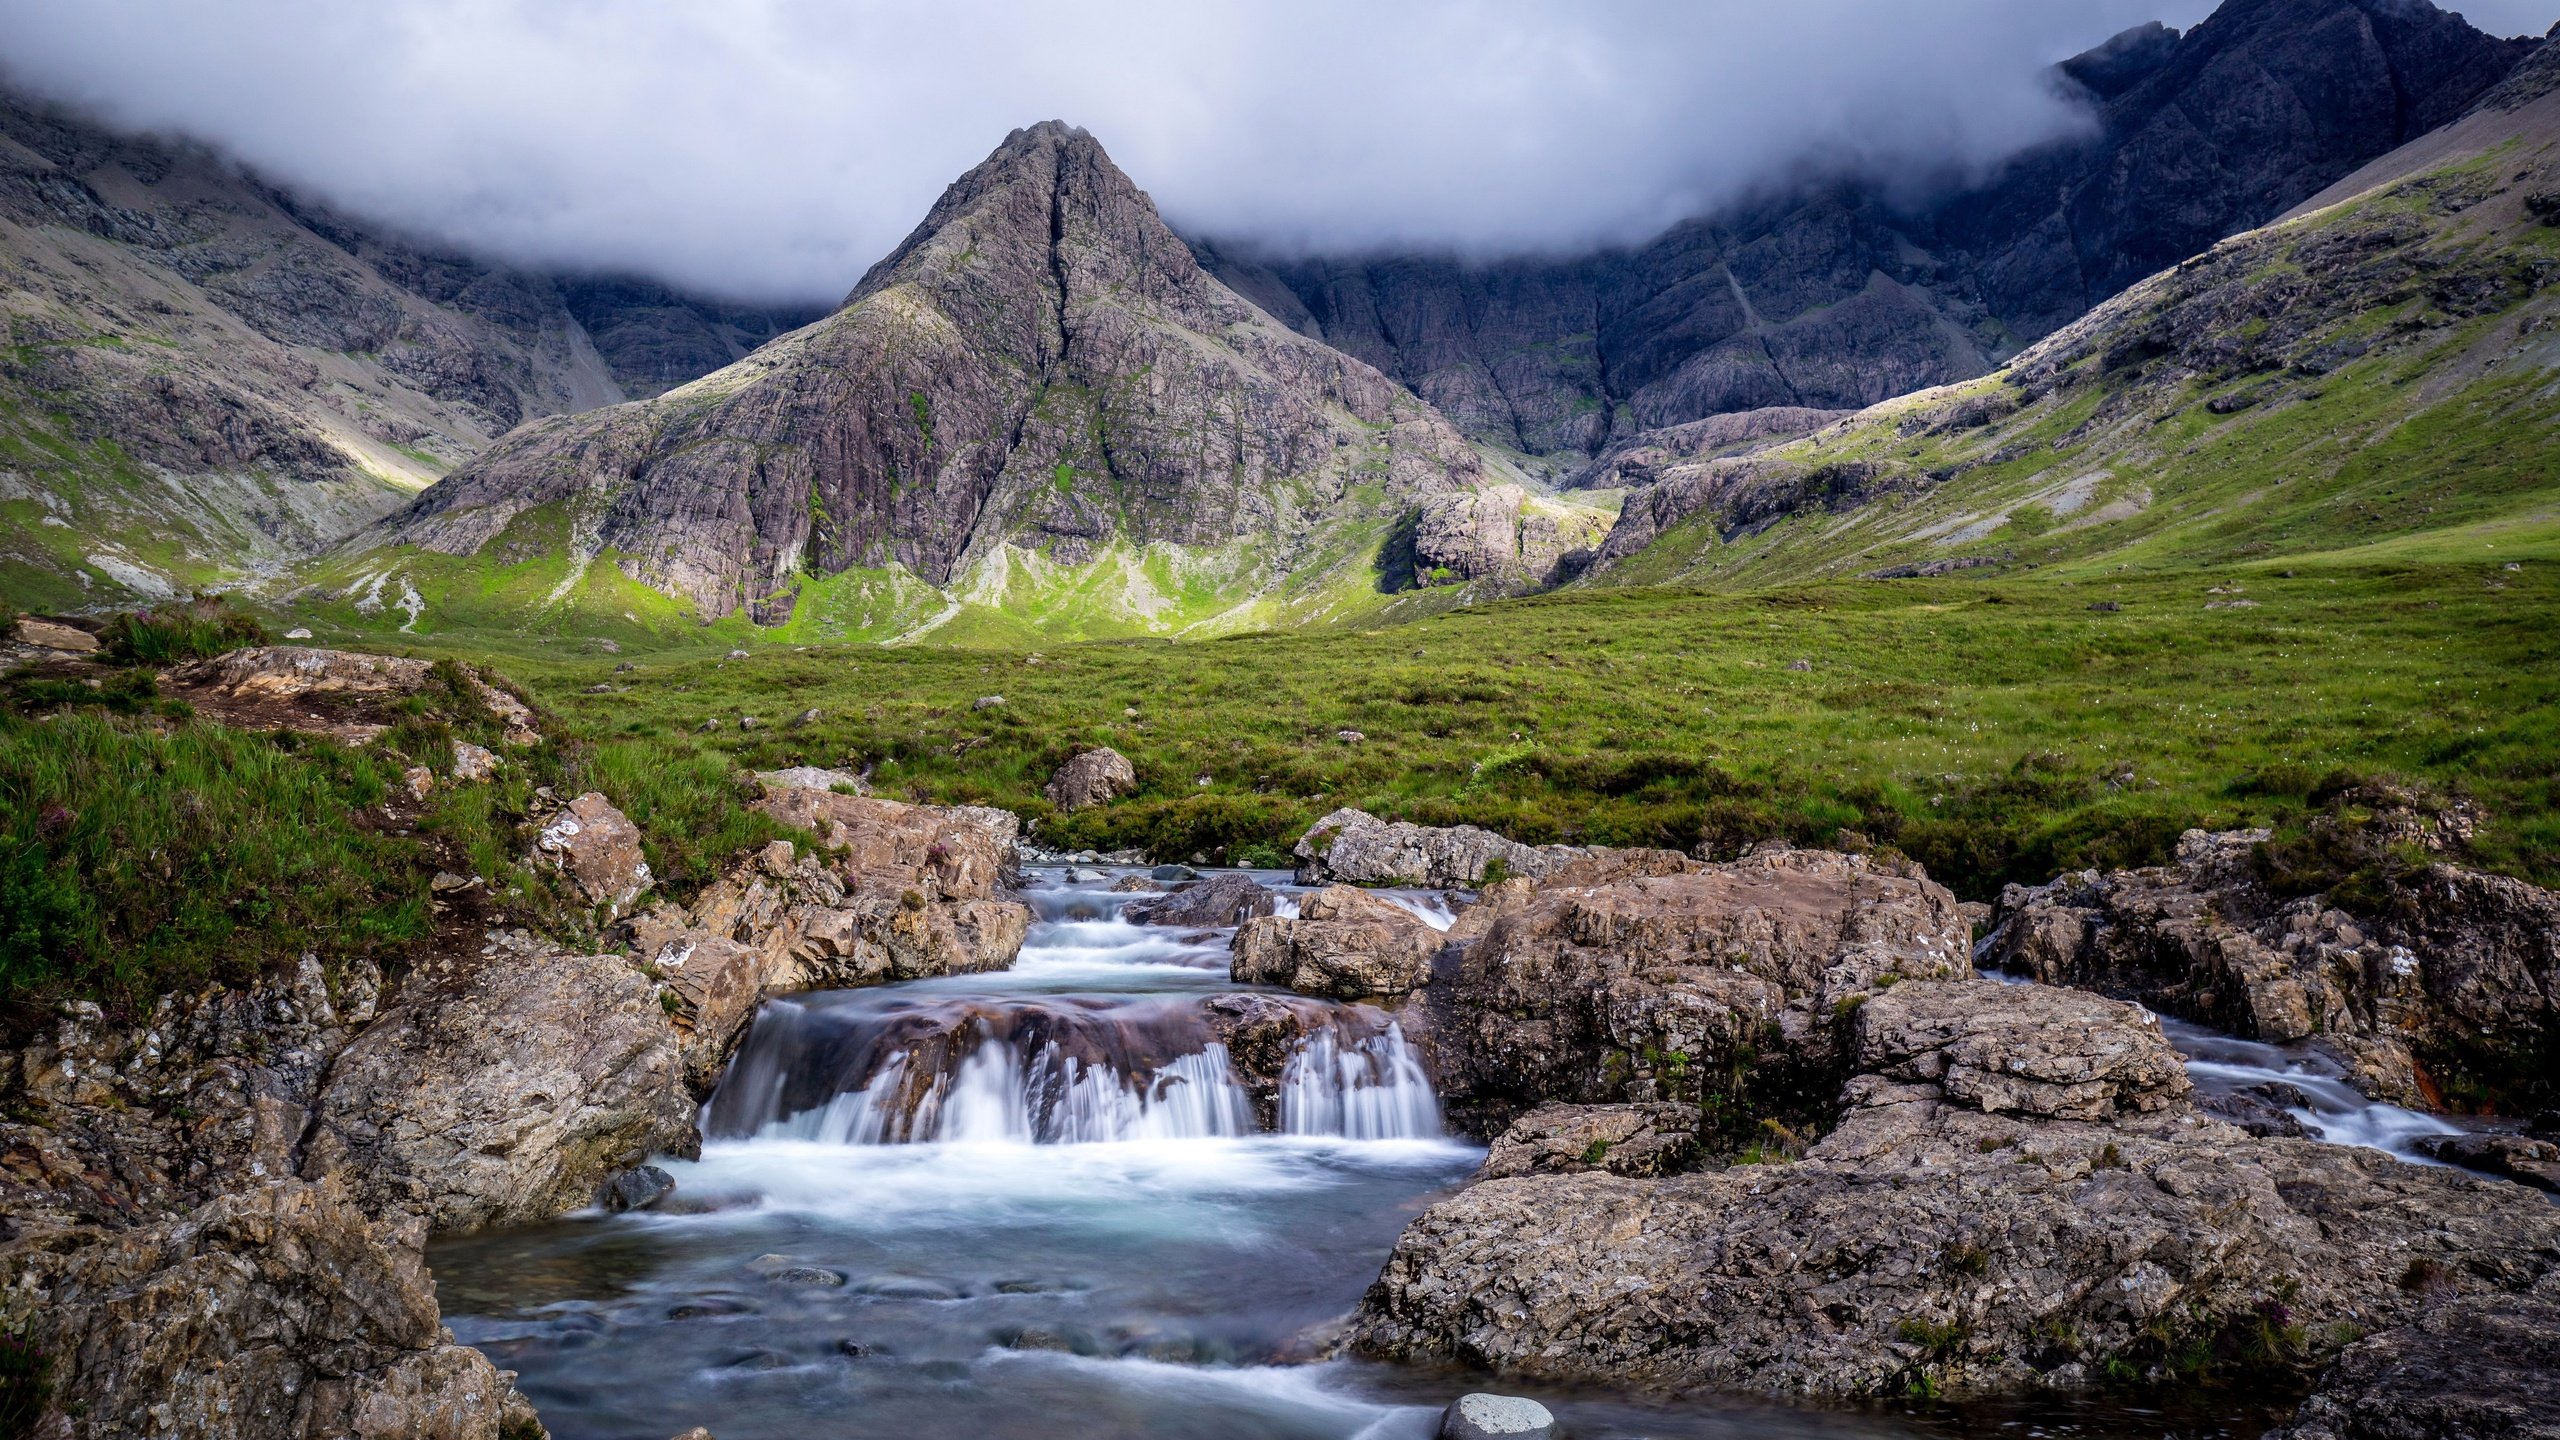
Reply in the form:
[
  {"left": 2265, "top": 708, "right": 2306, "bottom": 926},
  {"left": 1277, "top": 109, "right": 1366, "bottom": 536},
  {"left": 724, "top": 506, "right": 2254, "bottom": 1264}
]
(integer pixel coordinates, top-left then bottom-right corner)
[
  {"left": 854, "top": 1276, "right": 962, "bottom": 1301},
  {"left": 835, "top": 1339, "right": 870, "bottom": 1359},
  {"left": 1441, "top": 1393, "right": 1557, "bottom": 1440},
  {"left": 766, "top": 1266, "right": 848, "bottom": 1287},
  {"left": 598, "top": 1163, "right": 675, "bottom": 1213},
  {"left": 1152, "top": 863, "right": 1199, "bottom": 881}
]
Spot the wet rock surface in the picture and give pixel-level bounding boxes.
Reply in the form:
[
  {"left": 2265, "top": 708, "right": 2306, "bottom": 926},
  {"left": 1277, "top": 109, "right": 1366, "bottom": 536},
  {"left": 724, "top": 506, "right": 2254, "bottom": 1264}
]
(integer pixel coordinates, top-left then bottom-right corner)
[
  {"left": 1231, "top": 885, "right": 1441, "bottom": 999},
  {"left": 299, "top": 931, "right": 698, "bottom": 1233},
  {"left": 1, "top": 1178, "right": 544, "bottom": 1440},
  {"left": 2266, "top": 1287, "right": 2560, "bottom": 1440},
  {"left": 1356, "top": 978, "right": 2560, "bottom": 1400},
  {"left": 1124, "top": 871, "right": 1274, "bottom": 930},
  {"left": 1982, "top": 825, "right": 2560, "bottom": 1108},
  {"left": 1415, "top": 846, "right": 1971, "bottom": 1129}
]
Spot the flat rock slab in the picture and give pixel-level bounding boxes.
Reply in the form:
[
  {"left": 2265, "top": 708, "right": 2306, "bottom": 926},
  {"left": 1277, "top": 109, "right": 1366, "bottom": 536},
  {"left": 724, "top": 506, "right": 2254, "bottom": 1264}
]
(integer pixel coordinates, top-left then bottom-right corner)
[{"left": 1441, "top": 1393, "right": 1557, "bottom": 1439}]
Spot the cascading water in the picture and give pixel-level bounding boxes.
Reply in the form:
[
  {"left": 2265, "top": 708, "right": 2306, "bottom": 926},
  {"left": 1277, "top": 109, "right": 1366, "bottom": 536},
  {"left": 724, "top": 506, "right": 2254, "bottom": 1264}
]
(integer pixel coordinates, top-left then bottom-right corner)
[{"left": 1279, "top": 1024, "right": 1442, "bottom": 1140}]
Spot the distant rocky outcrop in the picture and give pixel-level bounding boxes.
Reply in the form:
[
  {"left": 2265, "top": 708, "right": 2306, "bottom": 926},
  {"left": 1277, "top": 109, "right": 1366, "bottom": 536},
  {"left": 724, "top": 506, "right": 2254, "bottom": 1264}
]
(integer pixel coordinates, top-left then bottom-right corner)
[
  {"left": 0, "top": 86, "right": 805, "bottom": 608},
  {"left": 370, "top": 122, "right": 1489, "bottom": 627},
  {"left": 1408, "top": 484, "right": 1612, "bottom": 590},
  {"left": 1982, "top": 823, "right": 2560, "bottom": 1109},
  {"left": 1203, "top": 0, "right": 2529, "bottom": 459},
  {"left": 1292, "top": 806, "right": 1584, "bottom": 888}
]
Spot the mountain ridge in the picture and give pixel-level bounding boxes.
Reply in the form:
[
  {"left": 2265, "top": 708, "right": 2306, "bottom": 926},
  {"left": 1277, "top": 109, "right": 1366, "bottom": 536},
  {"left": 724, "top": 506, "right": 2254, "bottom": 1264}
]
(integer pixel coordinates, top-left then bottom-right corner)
[
  {"left": 337, "top": 122, "right": 1526, "bottom": 641},
  {"left": 1200, "top": 0, "right": 2535, "bottom": 463}
]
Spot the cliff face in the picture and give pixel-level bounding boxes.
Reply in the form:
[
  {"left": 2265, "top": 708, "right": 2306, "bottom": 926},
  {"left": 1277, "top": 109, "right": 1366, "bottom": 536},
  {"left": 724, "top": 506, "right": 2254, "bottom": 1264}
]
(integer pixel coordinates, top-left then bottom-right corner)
[
  {"left": 1203, "top": 0, "right": 2531, "bottom": 461},
  {"left": 0, "top": 87, "right": 814, "bottom": 610},
  {"left": 369, "top": 123, "right": 1490, "bottom": 628}
]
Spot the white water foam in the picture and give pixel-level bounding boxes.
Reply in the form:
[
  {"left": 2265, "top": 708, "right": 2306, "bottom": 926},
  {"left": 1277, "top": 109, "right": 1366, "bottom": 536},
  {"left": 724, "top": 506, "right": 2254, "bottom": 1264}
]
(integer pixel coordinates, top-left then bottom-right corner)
[{"left": 1281, "top": 1024, "right": 1443, "bottom": 1140}]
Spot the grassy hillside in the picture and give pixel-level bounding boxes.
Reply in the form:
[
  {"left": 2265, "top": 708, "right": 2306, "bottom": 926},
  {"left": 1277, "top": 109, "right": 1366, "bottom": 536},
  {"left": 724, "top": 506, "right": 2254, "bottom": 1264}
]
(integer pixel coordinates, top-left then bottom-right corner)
[
  {"left": 1578, "top": 96, "right": 2560, "bottom": 593},
  {"left": 401, "top": 554, "right": 2556, "bottom": 899}
]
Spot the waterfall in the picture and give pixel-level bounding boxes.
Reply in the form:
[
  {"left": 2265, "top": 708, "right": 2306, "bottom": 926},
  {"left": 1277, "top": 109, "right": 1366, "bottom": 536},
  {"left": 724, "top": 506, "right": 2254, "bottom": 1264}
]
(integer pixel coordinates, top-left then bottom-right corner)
[{"left": 1279, "top": 1023, "right": 1443, "bottom": 1140}]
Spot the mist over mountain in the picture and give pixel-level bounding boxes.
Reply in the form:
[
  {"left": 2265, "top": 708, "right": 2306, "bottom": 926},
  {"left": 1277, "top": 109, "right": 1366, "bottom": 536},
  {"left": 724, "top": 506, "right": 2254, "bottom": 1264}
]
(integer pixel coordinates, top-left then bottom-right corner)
[{"left": 0, "top": 0, "right": 2319, "bottom": 305}]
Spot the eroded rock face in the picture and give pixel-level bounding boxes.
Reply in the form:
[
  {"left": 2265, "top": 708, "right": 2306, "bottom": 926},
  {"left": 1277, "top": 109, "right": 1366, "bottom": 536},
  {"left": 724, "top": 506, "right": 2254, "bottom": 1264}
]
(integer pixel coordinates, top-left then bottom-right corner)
[
  {"left": 1044, "top": 747, "right": 1137, "bottom": 813},
  {"left": 1853, "top": 981, "right": 2192, "bottom": 1123},
  {"left": 1, "top": 953, "right": 376, "bottom": 1233},
  {"left": 300, "top": 932, "right": 697, "bottom": 1233},
  {"left": 1477, "top": 1103, "right": 1700, "bottom": 1181},
  {"left": 1293, "top": 807, "right": 1584, "bottom": 889},
  {"left": 1231, "top": 886, "right": 1440, "bottom": 999},
  {"left": 535, "top": 791, "right": 655, "bottom": 917},
  {"left": 1423, "top": 847, "right": 1971, "bottom": 1126},
  {"left": 2266, "top": 1288, "right": 2560, "bottom": 1440},
  {"left": 619, "top": 789, "right": 1032, "bottom": 1083},
  {"left": 1409, "top": 484, "right": 1610, "bottom": 590},
  {"left": 169, "top": 645, "right": 540, "bottom": 746},
  {"left": 1982, "top": 827, "right": 2560, "bottom": 1107},
  {"left": 1355, "top": 980, "right": 2560, "bottom": 1400},
  {"left": 2, "top": 1179, "right": 543, "bottom": 1440}
]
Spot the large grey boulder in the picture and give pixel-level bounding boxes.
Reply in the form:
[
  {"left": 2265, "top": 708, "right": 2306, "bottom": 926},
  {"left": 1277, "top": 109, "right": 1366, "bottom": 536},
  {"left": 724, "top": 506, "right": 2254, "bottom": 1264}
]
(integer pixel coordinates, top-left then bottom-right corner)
[
  {"left": 1293, "top": 807, "right": 1582, "bottom": 888},
  {"left": 1425, "top": 846, "right": 1970, "bottom": 1126},
  {"left": 1355, "top": 979, "right": 2560, "bottom": 1400},
  {"left": 300, "top": 933, "right": 697, "bottom": 1232},
  {"left": 0, "top": 1179, "right": 544, "bottom": 1440},
  {"left": 1983, "top": 822, "right": 2560, "bottom": 1108},
  {"left": 1125, "top": 872, "right": 1273, "bottom": 929},
  {"left": 1231, "top": 885, "right": 1440, "bottom": 998},
  {"left": 1044, "top": 747, "right": 1137, "bottom": 812}
]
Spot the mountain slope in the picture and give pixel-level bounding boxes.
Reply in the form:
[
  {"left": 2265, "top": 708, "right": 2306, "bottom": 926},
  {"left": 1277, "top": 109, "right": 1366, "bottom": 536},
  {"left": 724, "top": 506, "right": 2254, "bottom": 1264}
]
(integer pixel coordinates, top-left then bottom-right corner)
[
  {"left": 0, "top": 88, "right": 813, "bottom": 610},
  {"left": 338, "top": 123, "right": 1510, "bottom": 642},
  {"left": 1575, "top": 47, "right": 2560, "bottom": 591},
  {"left": 1201, "top": 0, "right": 2531, "bottom": 462}
]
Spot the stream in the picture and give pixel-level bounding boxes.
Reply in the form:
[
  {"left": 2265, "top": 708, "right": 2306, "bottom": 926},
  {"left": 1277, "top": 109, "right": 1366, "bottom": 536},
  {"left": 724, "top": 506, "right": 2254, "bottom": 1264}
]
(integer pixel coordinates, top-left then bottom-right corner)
[{"left": 432, "top": 867, "right": 2394, "bottom": 1440}]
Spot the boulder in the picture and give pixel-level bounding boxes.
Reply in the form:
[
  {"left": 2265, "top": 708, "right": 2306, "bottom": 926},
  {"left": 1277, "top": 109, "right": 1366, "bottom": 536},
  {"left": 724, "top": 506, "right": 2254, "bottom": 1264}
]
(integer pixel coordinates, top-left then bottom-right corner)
[
  {"left": 1232, "top": 886, "right": 1441, "bottom": 998},
  {"left": 598, "top": 1164, "right": 677, "bottom": 1213},
  {"left": 1439, "top": 1392, "right": 1557, "bottom": 1440},
  {"left": 1293, "top": 807, "right": 1582, "bottom": 888},
  {"left": 1125, "top": 872, "right": 1274, "bottom": 930},
  {"left": 1423, "top": 847, "right": 1969, "bottom": 1127},
  {"left": 1, "top": 1179, "right": 544, "bottom": 1440},
  {"left": 169, "top": 645, "right": 538, "bottom": 745},
  {"left": 752, "top": 784, "right": 1015, "bottom": 901},
  {"left": 1356, "top": 981, "right": 2560, "bottom": 1400},
  {"left": 451, "top": 740, "right": 499, "bottom": 782},
  {"left": 1983, "top": 826, "right": 2560, "bottom": 1108},
  {"left": 2413, "top": 1132, "right": 2560, "bottom": 1194},
  {"left": 2266, "top": 1289, "right": 2560, "bottom": 1440},
  {"left": 300, "top": 933, "right": 697, "bottom": 1232},
  {"left": 756, "top": 765, "right": 866, "bottom": 796},
  {"left": 1852, "top": 981, "right": 2192, "bottom": 1122},
  {"left": 12, "top": 616, "right": 99, "bottom": 653},
  {"left": 534, "top": 792, "right": 653, "bottom": 917},
  {"left": 1044, "top": 747, "right": 1136, "bottom": 811}
]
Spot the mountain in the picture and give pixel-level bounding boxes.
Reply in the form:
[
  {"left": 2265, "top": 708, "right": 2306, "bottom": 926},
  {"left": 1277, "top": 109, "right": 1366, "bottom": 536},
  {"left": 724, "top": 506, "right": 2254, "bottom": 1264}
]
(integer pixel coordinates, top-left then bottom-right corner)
[
  {"left": 1199, "top": 0, "right": 2534, "bottom": 464},
  {"left": 336, "top": 123, "right": 1532, "bottom": 643},
  {"left": 0, "top": 88, "right": 814, "bottom": 611},
  {"left": 1572, "top": 35, "right": 2560, "bottom": 590}
]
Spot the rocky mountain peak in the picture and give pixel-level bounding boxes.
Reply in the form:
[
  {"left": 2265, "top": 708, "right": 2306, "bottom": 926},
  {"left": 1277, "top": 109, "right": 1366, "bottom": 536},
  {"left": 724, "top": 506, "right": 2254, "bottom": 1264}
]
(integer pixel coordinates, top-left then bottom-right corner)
[{"left": 363, "top": 123, "right": 1489, "bottom": 633}]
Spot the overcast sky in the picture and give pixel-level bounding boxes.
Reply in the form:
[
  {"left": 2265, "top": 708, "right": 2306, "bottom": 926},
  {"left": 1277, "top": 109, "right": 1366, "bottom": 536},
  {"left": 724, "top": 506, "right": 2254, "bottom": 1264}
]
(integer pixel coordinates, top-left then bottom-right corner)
[{"left": 0, "top": 0, "right": 2551, "bottom": 303}]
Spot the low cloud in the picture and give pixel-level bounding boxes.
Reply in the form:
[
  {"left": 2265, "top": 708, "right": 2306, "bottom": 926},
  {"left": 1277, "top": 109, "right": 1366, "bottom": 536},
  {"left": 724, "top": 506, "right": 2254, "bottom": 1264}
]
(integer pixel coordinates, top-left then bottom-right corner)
[{"left": 0, "top": 0, "right": 2539, "bottom": 302}]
